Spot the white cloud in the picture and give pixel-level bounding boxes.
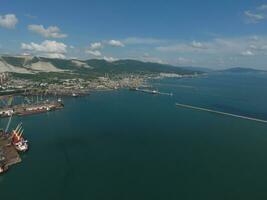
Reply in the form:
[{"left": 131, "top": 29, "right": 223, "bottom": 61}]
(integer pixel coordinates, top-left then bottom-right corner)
[
  {"left": 155, "top": 35, "right": 267, "bottom": 69},
  {"left": 123, "top": 37, "right": 165, "bottom": 45},
  {"left": 107, "top": 40, "right": 125, "bottom": 47},
  {"left": 157, "top": 40, "right": 210, "bottom": 52},
  {"left": 0, "top": 14, "right": 18, "bottom": 29},
  {"left": 28, "top": 24, "right": 67, "bottom": 38},
  {"left": 90, "top": 42, "right": 102, "bottom": 50},
  {"left": 21, "top": 40, "right": 67, "bottom": 59},
  {"left": 141, "top": 53, "right": 165, "bottom": 64},
  {"left": 249, "top": 44, "right": 267, "bottom": 51},
  {"left": 241, "top": 50, "right": 254, "bottom": 56},
  {"left": 103, "top": 56, "right": 117, "bottom": 62},
  {"left": 85, "top": 40, "right": 124, "bottom": 58},
  {"left": 86, "top": 40, "right": 124, "bottom": 58},
  {"left": 191, "top": 41, "right": 206, "bottom": 49},
  {"left": 85, "top": 42, "right": 103, "bottom": 57},
  {"left": 176, "top": 57, "right": 195, "bottom": 65},
  {"left": 244, "top": 10, "right": 265, "bottom": 23},
  {"left": 257, "top": 4, "right": 267, "bottom": 11},
  {"left": 86, "top": 50, "right": 102, "bottom": 57},
  {"left": 156, "top": 36, "right": 267, "bottom": 56}
]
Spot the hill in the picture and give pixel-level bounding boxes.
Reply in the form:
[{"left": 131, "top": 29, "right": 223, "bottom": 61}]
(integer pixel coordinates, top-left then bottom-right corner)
[
  {"left": 0, "top": 56, "right": 201, "bottom": 80},
  {"left": 220, "top": 67, "right": 266, "bottom": 73}
]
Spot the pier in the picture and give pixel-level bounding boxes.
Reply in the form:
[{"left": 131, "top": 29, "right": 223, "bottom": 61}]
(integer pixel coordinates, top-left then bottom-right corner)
[
  {"left": 0, "top": 100, "right": 64, "bottom": 118},
  {"left": 0, "top": 133, "right": 21, "bottom": 172},
  {"left": 132, "top": 88, "right": 173, "bottom": 96},
  {"left": 175, "top": 102, "right": 267, "bottom": 124}
]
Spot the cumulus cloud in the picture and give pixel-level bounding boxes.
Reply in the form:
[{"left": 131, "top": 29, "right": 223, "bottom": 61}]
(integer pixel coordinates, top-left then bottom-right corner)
[
  {"left": 155, "top": 35, "right": 267, "bottom": 68},
  {"left": 21, "top": 40, "right": 67, "bottom": 59},
  {"left": 249, "top": 44, "right": 267, "bottom": 51},
  {"left": 191, "top": 41, "right": 206, "bottom": 49},
  {"left": 85, "top": 42, "right": 103, "bottom": 57},
  {"left": 86, "top": 50, "right": 102, "bottom": 57},
  {"left": 176, "top": 57, "right": 195, "bottom": 65},
  {"left": 156, "top": 36, "right": 267, "bottom": 56},
  {"left": 103, "top": 56, "right": 117, "bottom": 62},
  {"left": 0, "top": 14, "right": 18, "bottom": 29},
  {"left": 90, "top": 42, "right": 102, "bottom": 50},
  {"left": 244, "top": 10, "right": 265, "bottom": 23},
  {"left": 85, "top": 40, "right": 124, "bottom": 58},
  {"left": 141, "top": 53, "right": 165, "bottom": 64},
  {"left": 241, "top": 50, "right": 254, "bottom": 56},
  {"left": 157, "top": 40, "right": 210, "bottom": 52},
  {"left": 107, "top": 40, "right": 125, "bottom": 47},
  {"left": 257, "top": 4, "right": 267, "bottom": 11},
  {"left": 28, "top": 24, "right": 67, "bottom": 38}
]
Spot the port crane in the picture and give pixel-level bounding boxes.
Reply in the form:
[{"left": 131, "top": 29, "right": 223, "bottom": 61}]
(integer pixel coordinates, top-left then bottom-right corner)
[
  {"left": 2, "top": 96, "right": 18, "bottom": 134},
  {"left": 0, "top": 95, "right": 13, "bottom": 108}
]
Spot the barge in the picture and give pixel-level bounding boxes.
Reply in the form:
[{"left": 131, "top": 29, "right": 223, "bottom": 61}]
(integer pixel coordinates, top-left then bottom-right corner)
[
  {"left": 16, "top": 101, "right": 64, "bottom": 116},
  {"left": 0, "top": 99, "right": 64, "bottom": 118}
]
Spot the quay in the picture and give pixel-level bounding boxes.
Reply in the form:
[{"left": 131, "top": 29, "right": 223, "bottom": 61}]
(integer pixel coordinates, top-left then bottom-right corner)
[
  {"left": 0, "top": 100, "right": 64, "bottom": 118},
  {"left": 22, "top": 90, "right": 89, "bottom": 97},
  {"left": 175, "top": 102, "right": 267, "bottom": 124},
  {"left": 0, "top": 123, "right": 29, "bottom": 173},
  {"left": 0, "top": 132, "right": 21, "bottom": 173},
  {"left": 131, "top": 87, "right": 173, "bottom": 96}
]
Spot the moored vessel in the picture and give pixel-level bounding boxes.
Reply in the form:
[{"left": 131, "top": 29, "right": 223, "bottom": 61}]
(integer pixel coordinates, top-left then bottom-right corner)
[{"left": 11, "top": 123, "right": 28, "bottom": 152}]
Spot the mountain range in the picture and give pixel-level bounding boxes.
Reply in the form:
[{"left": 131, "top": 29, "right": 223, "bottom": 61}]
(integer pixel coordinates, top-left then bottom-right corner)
[{"left": 0, "top": 55, "right": 199, "bottom": 76}]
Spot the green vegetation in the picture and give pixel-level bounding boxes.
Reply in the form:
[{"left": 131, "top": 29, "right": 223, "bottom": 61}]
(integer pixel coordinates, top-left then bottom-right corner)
[
  {"left": 4, "top": 56, "right": 202, "bottom": 82},
  {"left": 2, "top": 56, "right": 26, "bottom": 67}
]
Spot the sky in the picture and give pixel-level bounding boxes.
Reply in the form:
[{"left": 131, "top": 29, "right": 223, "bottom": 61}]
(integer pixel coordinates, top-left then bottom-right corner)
[{"left": 0, "top": 0, "right": 267, "bottom": 69}]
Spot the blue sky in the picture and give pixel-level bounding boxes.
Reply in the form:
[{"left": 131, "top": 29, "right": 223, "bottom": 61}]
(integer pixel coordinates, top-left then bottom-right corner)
[{"left": 0, "top": 0, "right": 267, "bottom": 69}]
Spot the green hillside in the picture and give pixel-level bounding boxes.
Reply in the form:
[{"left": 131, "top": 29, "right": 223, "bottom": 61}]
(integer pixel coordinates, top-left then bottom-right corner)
[{"left": 1, "top": 56, "right": 202, "bottom": 81}]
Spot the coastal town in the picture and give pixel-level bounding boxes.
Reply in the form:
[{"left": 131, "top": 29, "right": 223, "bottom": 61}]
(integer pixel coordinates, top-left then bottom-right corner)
[
  {"left": 0, "top": 72, "right": 148, "bottom": 96},
  {"left": 0, "top": 71, "right": 169, "bottom": 174},
  {"left": 0, "top": 67, "right": 200, "bottom": 174}
]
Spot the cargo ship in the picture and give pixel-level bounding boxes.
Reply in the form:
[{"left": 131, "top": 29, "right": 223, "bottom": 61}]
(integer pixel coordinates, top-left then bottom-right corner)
[
  {"left": 0, "top": 119, "right": 28, "bottom": 174},
  {"left": 137, "top": 88, "right": 160, "bottom": 95},
  {"left": 0, "top": 109, "right": 14, "bottom": 118},
  {"left": 11, "top": 123, "right": 28, "bottom": 152},
  {"left": 14, "top": 100, "right": 64, "bottom": 117}
]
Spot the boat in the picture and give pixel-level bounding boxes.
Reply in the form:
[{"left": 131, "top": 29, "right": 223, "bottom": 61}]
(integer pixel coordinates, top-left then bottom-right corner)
[
  {"left": 0, "top": 166, "right": 3, "bottom": 173},
  {"left": 0, "top": 117, "right": 28, "bottom": 174},
  {"left": 129, "top": 87, "right": 138, "bottom": 91},
  {"left": 17, "top": 106, "right": 50, "bottom": 116},
  {"left": 16, "top": 101, "right": 64, "bottom": 116},
  {"left": 11, "top": 123, "right": 28, "bottom": 152},
  {"left": 0, "top": 165, "right": 8, "bottom": 174},
  {"left": 152, "top": 90, "right": 159, "bottom": 94},
  {"left": 140, "top": 89, "right": 159, "bottom": 95},
  {"left": 0, "top": 109, "right": 14, "bottom": 118}
]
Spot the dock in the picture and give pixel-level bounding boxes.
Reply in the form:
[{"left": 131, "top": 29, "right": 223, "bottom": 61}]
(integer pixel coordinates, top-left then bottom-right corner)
[
  {"left": 175, "top": 102, "right": 267, "bottom": 124},
  {"left": 0, "top": 133, "right": 21, "bottom": 171},
  {"left": 0, "top": 100, "right": 64, "bottom": 118},
  {"left": 132, "top": 88, "right": 173, "bottom": 96}
]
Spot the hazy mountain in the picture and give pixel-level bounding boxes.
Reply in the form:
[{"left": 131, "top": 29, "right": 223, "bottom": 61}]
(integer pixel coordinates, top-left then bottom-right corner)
[{"left": 220, "top": 67, "right": 266, "bottom": 73}]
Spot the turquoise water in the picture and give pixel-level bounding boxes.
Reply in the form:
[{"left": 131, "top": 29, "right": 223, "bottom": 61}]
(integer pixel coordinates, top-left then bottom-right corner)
[{"left": 1, "top": 72, "right": 267, "bottom": 200}]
